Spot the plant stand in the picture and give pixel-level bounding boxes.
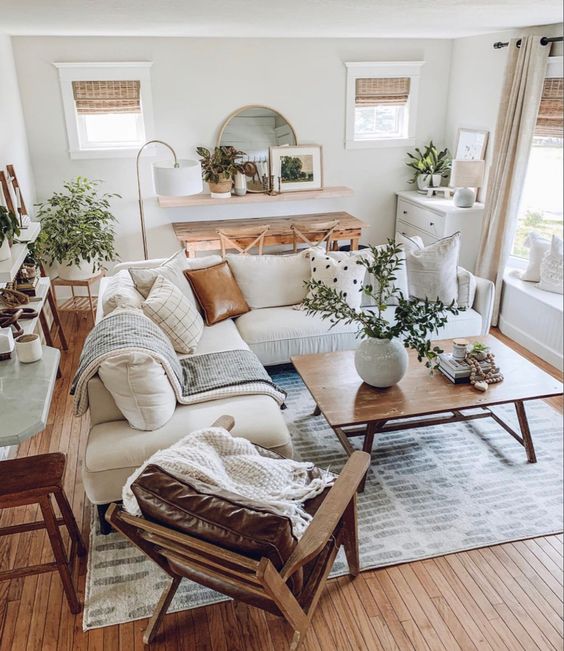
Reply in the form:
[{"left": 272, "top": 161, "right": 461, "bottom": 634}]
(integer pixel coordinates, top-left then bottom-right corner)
[{"left": 51, "top": 272, "right": 104, "bottom": 327}]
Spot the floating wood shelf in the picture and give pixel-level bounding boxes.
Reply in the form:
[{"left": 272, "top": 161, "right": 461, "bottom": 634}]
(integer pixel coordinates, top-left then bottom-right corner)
[{"left": 158, "top": 186, "right": 353, "bottom": 208}]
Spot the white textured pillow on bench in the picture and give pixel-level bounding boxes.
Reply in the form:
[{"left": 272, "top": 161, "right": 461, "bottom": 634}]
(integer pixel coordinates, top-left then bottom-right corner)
[{"left": 98, "top": 351, "right": 177, "bottom": 431}]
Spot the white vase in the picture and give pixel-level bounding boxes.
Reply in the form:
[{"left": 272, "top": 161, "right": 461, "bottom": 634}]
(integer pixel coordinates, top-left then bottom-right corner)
[
  {"left": 233, "top": 171, "right": 247, "bottom": 197},
  {"left": 0, "top": 238, "right": 10, "bottom": 262},
  {"left": 416, "top": 174, "right": 431, "bottom": 191},
  {"left": 431, "top": 174, "right": 442, "bottom": 187},
  {"left": 354, "top": 338, "right": 409, "bottom": 388},
  {"left": 57, "top": 259, "right": 96, "bottom": 281}
]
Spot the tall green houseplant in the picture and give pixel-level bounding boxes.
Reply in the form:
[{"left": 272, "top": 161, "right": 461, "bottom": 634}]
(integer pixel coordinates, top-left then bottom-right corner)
[{"left": 35, "top": 177, "right": 119, "bottom": 278}]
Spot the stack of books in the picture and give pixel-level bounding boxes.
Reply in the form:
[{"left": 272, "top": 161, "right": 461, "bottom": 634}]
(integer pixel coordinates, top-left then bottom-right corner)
[{"left": 438, "top": 353, "right": 491, "bottom": 384}]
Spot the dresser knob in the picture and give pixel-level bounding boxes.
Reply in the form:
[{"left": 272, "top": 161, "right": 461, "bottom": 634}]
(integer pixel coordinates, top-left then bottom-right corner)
[
  {"left": 429, "top": 222, "right": 434, "bottom": 226},
  {"left": 403, "top": 210, "right": 407, "bottom": 215}
]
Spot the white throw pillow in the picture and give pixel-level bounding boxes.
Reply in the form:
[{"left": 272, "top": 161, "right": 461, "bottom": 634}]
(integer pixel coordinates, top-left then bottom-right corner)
[
  {"left": 521, "top": 232, "right": 551, "bottom": 282},
  {"left": 457, "top": 267, "right": 477, "bottom": 308},
  {"left": 102, "top": 270, "right": 144, "bottom": 316},
  {"left": 307, "top": 249, "right": 366, "bottom": 309},
  {"left": 226, "top": 252, "right": 310, "bottom": 308},
  {"left": 397, "top": 232, "right": 461, "bottom": 305},
  {"left": 129, "top": 251, "right": 223, "bottom": 305},
  {"left": 538, "top": 235, "right": 563, "bottom": 294},
  {"left": 142, "top": 275, "right": 204, "bottom": 354},
  {"left": 98, "top": 351, "right": 177, "bottom": 431}
]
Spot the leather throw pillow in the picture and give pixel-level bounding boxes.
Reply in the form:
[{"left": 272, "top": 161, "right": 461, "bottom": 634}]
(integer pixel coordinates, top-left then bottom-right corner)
[{"left": 184, "top": 261, "right": 250, "bottom": 325}]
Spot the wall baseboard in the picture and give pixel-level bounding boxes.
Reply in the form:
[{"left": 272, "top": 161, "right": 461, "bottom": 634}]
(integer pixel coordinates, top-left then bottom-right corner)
[{"left": 499, "top": 315, "right": 563, "bottom": 372}]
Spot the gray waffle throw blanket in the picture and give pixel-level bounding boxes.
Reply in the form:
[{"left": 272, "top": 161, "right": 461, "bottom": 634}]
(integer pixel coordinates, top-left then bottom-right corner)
[{"left": 71, "top": 309, "right": 286, "bottom": 416}]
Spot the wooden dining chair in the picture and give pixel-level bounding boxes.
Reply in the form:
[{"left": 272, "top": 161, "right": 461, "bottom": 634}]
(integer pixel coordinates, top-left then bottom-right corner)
[
  {"left": 217, "top": 225, "right": 270, "bottom": 256},
  {"left": 106, "top": 416, "right": 370, "bottom": 649},
  {"left": 291, "top": 220, "right": 340, "bottom": 253}
]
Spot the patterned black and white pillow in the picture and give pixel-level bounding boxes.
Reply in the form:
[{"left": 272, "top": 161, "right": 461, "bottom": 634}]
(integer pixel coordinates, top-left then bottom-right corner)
[{"left": 307, "top": 250, "right": 366, "bottom": 308}]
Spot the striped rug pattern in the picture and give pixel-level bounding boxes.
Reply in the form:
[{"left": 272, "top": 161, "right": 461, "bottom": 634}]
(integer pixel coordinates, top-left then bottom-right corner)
[{"left": 84, "top": 367, "right": 563, "bottom": 630}]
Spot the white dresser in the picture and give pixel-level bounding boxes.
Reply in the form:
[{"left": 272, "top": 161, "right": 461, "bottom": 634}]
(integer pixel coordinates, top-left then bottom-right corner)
[{"left": 395, "top": 191, "right": 485, "bottom": 272}]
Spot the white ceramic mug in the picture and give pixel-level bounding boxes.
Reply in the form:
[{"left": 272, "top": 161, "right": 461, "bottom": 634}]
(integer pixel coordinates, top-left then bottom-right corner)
[{"left": 15, "top": 333, "right": 43, "bottom": 363}]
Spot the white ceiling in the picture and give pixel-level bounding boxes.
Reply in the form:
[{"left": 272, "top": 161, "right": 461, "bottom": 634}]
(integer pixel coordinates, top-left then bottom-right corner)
[{"left": 1, "top": 0, "right": 562, "bottom": 38}]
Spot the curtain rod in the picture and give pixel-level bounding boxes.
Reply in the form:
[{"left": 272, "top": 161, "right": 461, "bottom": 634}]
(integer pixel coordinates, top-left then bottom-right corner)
[{"left": 493, "top": 35, "right": 563, "bottom": 49}]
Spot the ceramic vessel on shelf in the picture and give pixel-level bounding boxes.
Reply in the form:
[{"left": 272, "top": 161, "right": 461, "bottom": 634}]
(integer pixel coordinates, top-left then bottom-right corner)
[
  {"left": 354, "top": 337, "right": 409, "bottom": 388},
  {"left": 0, "top": 238, "right": 11, "bottom": 262},
  {"left": 416, "top": 174, "right": 431, "bottom": 191}
]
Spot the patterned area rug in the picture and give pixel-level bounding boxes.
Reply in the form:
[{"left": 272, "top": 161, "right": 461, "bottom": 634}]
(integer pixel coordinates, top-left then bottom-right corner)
[{"left": 84, "top": 367, "right": 563, "bottom": 630}]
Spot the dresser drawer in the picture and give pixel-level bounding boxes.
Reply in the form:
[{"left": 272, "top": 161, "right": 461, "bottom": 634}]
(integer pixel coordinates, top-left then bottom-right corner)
[
  {"left": 396, "top": 220, "right": 436, "bottom": 246},
  {"left": 396, "top": 199, "right": 446, "bottom": 238}
]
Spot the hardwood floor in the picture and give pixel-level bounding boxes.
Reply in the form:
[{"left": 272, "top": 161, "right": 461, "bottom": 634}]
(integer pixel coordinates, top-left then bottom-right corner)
[{"left": 0, "top": 315, "right": 562, "bottom": 651}]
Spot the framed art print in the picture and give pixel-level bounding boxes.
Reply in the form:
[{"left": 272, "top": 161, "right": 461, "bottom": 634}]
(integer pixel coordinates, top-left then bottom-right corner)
[
  {"left": 269, "top": 145, "right": 323, "bottom": 192},
  {"left": 455, "top": 128, "right": 489, "bottom": 161}
]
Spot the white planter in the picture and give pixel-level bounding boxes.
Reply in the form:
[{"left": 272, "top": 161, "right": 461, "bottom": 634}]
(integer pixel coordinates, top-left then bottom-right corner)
[
  {"left": 57, "top": 259, "right": 96, "bottom": 281},
  {"left": 0, "top": 238, "right": 10, "bottom": 262},
  {"left": 354, "top": 338, "right": 409, "bottom": 388},
  {"left": 416, "top": 174, "right": 431, "bottom": 191},
  {"left": 431, "top": 174, "right": 442, "bottom": 188}
]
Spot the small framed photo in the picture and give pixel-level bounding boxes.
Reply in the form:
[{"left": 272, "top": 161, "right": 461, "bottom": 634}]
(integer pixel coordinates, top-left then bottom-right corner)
[
  {"left": 269, "top": 145, "right": 323, "bottom": 192},
  {"left": 455, "top": 128, "right": 489, "bottom": 161}
]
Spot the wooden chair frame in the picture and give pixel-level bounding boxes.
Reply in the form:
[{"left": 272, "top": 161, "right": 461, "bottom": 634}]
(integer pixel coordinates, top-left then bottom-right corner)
[
  {"left": 217, "top": 225, "right": 270, "bottom": 256},
  {"left": 106, "top": 416, "right": 369, "bottom": 649},
  {"left": 291, "top": 219, "right": 340, "bottom": 253}
]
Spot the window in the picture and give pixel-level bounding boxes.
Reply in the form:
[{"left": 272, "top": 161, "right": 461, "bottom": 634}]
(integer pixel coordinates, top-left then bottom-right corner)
[
  {"left": 345, "top": 62, "right": 423, "bottom": 149},
  {"left": 511, "top": 59, "right": 563, "bottom": 260},
  {"left": 55, "top": 63, "right": 154, "bottom": 159}
]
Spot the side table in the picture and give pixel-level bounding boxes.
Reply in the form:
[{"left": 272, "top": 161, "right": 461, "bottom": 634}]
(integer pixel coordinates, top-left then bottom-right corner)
[{"left": 51, "top": 272, "right": 105, "bottom": 326}]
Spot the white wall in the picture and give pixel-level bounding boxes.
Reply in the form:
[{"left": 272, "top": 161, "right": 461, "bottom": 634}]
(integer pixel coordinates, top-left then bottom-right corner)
[
  {"left": 0, "top": 34, "right": 35, "bottom": 214},
  {"left": 12, "top": 37, "right": 453, "bottom": 262}
]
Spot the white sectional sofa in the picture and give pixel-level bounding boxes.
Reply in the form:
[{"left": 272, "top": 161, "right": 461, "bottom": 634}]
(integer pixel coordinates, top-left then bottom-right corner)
[{"left": 84, "top": 249, "right": 495, "bottom": 525}]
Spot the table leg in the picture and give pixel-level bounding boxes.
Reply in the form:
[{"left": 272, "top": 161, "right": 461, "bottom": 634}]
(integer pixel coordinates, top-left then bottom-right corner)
[
  {"left": 87, "top": 283, "right": 95, "bottom": 326},
  {"left": 312, "top": 404, "right": 321, "bottom": 417},
  {"left": 350, "top": 238, "right": 359, "bottom": 251},
  {"left": 515, "top": 401, "right": 537, "bottom": 463},
  {"left": 45, "top": 286, "right": 68, "bottom": 351}
]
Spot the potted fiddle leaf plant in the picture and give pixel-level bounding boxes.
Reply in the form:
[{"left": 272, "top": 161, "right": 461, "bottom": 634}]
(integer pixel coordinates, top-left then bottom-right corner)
[
  {"left": 0, "top": 206, "right": 20, "bottom": 262},
  {"left": 406, "top": 141, "right": 451, "bottom": 190},
  {"left": 302, "top": 240, "right": 460, "bottom": 388},
  {"left": 35, "top": 177, "right": 119, "bottom": 280},
  {"left": 196, "top": 146, "right": 246, "bottom": 198}
]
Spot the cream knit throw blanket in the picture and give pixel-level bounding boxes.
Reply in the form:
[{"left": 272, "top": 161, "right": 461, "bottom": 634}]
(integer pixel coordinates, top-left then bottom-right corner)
[{"left": 122, "top": 427, "right": 335, "bottom": 539}]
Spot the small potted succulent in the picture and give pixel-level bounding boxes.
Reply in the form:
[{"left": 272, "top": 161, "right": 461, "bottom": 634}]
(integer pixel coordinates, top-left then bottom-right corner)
[
  {"left": 302, "top": 240, "right": 460, "bottom": 388},
  {"left": 35, "top": 177, "right": 118, "bottom": 280},
  {"left": 406, "top": 141, "right": 451, "bottom": 190},
  {"left": 196, "top": 146, "right": 246, "bottom": 198},
  {"left": 0, "top": 206, "right": 20, "bottom": 262}
]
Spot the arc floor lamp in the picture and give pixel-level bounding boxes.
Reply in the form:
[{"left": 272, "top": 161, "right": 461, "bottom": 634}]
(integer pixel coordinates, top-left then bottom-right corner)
[{"left": 136, "top": 140, "right": 203, "bottom": 260}]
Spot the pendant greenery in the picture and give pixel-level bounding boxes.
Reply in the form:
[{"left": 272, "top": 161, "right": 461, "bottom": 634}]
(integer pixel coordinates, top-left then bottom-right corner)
[
  {"left": 302, "top": 240, "right": 461, "bottom": 368},
  {"left": 0, "top": 206, "right": 21, "bottom": 247},
  {"left": 35, "top": 177, "right": 119, "bottom": 272}
]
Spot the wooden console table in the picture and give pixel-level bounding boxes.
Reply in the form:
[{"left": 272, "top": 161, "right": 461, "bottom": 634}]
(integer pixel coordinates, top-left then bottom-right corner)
[{"left": 173, "top": 212, "right": 367, "bottom": 256}]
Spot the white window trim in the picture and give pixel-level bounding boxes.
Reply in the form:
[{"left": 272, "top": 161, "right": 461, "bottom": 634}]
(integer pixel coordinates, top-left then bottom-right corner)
[
  {"left": 344, "top": 61, "right": 424, "bottom": 150},
  {"left": 54, "top": 61, "right": 154, "bottom": 159}
]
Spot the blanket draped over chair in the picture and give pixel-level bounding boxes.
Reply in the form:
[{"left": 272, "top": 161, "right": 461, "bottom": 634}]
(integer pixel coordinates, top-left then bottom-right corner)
[{"left": 71, "top": 309, "right": 286, "bottom": 415}]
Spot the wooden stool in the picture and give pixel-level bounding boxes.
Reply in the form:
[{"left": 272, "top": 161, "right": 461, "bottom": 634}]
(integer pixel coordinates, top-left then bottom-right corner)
[{"left": 0, "top": 452, "right": 87, "bottom": 614}]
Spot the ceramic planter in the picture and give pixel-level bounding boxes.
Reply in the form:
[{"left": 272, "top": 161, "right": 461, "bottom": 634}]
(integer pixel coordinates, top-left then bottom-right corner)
[
  {"left": 354, "top": 337, "right": 409, "bottom": 388},
  {"left": 416, "top": 174, "right": 431, "bottom": 191},
  {"left": 57, "top": 259, "right": 96, "bottom": 281},
  {"left": 209, "top": 176, "right": 233, "bottom": 199},
  {"left": 0, "top": 238, "right": 11, "bottom": 262},
  {"left": 431, "top": 174, "right": 442, "bottom": 187},
  {"left": 233, "top": 171, "right": 247, "bottom": 197}
]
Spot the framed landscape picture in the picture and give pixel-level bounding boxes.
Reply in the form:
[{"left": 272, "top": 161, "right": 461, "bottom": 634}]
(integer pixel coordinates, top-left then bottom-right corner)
[
  {"left": 270, "top": 145, "right": 323, "bottom": 192},
  {"left": 455, "top": 128, "right": 489, "bottom": 161}
]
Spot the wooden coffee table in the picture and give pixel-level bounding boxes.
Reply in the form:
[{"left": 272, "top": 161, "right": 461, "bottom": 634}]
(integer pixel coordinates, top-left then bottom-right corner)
[{"left": 292, "top": 336, "right": 563, "bottom": 488}]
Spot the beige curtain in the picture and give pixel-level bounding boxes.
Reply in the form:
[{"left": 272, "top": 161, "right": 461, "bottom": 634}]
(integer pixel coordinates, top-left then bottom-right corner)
[{"left": 475, "top": 37, "right": 549, "bottom": 324}]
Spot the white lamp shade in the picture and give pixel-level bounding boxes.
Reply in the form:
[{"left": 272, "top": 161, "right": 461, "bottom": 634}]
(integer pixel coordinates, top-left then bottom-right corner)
[
  {"left": 450, "top": 159, "right": 485, "bottom": 188},
  {"left": 152, "top": 159, "right": 203, "bottom": 196}
]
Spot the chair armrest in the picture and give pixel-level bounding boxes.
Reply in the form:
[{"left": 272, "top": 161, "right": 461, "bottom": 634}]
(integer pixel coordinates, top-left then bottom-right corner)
[
  {"left": 472, "top": 276, "right": 495, "bottom": 335},
  {"left": 280, "top": 451, "right": 370, "bottom": 581}
]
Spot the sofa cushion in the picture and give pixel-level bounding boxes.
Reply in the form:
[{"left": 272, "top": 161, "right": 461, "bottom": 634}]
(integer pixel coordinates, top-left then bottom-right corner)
[
  {"left": 142, "top": 275, "right": 204, "bottom": 354},
  {"left": 539, "top": 235, "right": 563, "bottom": 295},
  {"left": 102, "top": 270, "right": 145, "bottom": 316},
  {"left": 185, "top": 262, "right": 250, "bottom": 325},
  {"left": 457, "top": 267, "right": 477, "bottom": 309},
  {"left": 397, "top": 232, "right": 460, "bottom": 305},
  {"left": 98, "top": 351, "right": 177, "bottom": 431},
  {"left": 226, "top": 252, "right": 310, "bottom": 308},
  {"left": 307, "top": 250, "right": 366, "bottom": 308},
  {"left": 521, "top": 232, "right": 551, "bottom": 283},
  {"left": 131, "top": 463, "right": 302, "bottom": 591}
]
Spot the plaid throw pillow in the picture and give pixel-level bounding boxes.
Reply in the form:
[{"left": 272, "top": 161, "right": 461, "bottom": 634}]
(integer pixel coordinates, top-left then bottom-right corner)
[{"left": 142, "top": 275, "right": 204, "bottom": 354}]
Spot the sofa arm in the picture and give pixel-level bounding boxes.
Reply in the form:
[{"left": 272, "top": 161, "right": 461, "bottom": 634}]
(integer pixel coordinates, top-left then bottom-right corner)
[
  {"left": 110, "top": 258, "right": 167, "bottom": 275},
  {"left": 472, "top": 276, "right": 495, "bottom": 335}
]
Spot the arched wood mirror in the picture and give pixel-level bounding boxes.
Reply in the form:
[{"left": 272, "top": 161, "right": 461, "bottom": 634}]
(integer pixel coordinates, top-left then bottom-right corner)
[{"left": 217, "top": 105, "right": 297, "bottom": 192}]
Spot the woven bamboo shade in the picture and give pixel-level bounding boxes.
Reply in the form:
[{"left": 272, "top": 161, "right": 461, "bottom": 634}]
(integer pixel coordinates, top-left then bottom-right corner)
[
  {"left": 72, "top": 80, "right": 141, "bottom": 114},
  {"left": 535, "top": 77, "right": 563, "bottom": 138},
  {"left": 355, "top": 77, "right": 411, "bottom": 106}
]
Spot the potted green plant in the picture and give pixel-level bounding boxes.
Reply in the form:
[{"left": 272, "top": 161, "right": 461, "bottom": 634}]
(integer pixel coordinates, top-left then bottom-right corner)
[
  {"left": 35, "top": 177, "right": 119, "bottom": 280},
  {"left": 302, "top": 241, "right": 460, "bottom": 388},
  {"left": 196, "top": 146, "right": 246, "bottom": 198},
  {"left": 0, "top": 206, "right": 20, "bottom": 262},
  {"left": 406, "top": 141, "right": 451, "bottom": 190}
]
